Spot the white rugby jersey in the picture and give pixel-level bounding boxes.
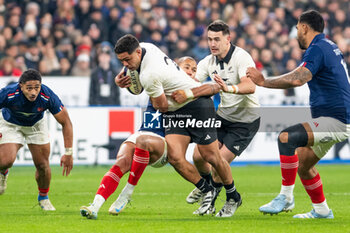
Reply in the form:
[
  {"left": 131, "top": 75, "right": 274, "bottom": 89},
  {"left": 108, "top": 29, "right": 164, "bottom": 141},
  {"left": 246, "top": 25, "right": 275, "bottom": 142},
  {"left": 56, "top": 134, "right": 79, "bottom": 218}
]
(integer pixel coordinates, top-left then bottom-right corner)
[
  {"left": 195, "top": 44, "right": 260, "bottom": 123},
  {"left": 139, "top": 43, "right": 200, "bottom": 111}
]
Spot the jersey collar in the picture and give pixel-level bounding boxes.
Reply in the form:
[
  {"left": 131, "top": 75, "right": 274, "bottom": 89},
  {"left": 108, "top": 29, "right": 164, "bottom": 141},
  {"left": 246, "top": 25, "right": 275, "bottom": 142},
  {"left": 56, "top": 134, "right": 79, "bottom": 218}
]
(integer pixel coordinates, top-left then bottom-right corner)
[
  {"left": 310, "top": 33, "right": 325, "bottom": 45},
  {"left": 215, "top": 43, "right": 236, "bottom": 65},
  {"left": 137, "top": 48, "right": 146, "bottom": 73}
]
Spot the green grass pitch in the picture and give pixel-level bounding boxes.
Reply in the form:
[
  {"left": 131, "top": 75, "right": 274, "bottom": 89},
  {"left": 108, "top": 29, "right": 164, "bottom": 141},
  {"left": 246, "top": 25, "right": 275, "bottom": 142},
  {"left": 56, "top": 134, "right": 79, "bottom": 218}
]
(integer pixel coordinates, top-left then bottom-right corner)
[{"left": 0, "top": 164, "right": 349, "bottom": 233}]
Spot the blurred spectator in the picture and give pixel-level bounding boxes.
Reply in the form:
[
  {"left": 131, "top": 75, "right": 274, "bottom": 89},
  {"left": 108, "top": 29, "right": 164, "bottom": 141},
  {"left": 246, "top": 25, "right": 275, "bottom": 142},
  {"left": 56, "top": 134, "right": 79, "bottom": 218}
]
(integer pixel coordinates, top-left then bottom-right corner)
[
  {"left": 191, "top": 37, "right": 210, "bottom": 61},
  {"left": 50, "top": 57, "right": 72, "bottom": 76},
  {"left": 75, "top": 0, "right": 92, "bottom": 29},
  {"left": 0, "top": 0, "right": 348, "bottom": 107},
  {"left": 89, "top": 46, "right": 120, "bottom": 106},
  {"left": 24, "top": 41, "right": 42, "bottom": 70},
  {"left": 56, "top": 37, "right": 75, "bottom": 62},
  {"left": 71, "top": 53, "right": 91, "bottom": 77},
  {"left": 0, "top": 57, "right": 22, "bottom": 77},
  {"left": 41, "top": 42, "right": 61, "bottom": 74},
  {"left": 5, "top": 42, "right": 19, "bottom": 59}
]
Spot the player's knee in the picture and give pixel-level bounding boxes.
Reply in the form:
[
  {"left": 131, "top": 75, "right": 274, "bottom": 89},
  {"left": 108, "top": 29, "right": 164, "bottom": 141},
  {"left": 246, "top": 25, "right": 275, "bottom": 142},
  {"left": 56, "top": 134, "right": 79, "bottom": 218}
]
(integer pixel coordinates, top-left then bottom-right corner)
[
  {"left": 135, "top": 135, "right": 151, "bottom": 151},
  {"left": 0, "top": 158, "right": 14, "bottom": 170},
  {"left": 193, "top": 151, "right": 203, "bottom": 164},
  {"left": 35, "top": 162, "right": 50, "bottom": 174},
  {"left": 278, "top": 124, "right": 308, "bottom": 156},
  {"left": 201, "top": 152, "right": 219, "bottom": 166},
  {"left": 167, "top": 154, "right": 184, "bottom": 168},
  {"left": 278, "top": 132, "right": 289, "bottom": 143}
]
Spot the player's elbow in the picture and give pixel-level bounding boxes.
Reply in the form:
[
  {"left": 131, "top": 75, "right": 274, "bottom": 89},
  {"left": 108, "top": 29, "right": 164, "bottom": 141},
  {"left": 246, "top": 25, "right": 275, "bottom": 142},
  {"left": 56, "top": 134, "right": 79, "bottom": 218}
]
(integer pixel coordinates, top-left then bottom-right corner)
[{"left": 153, "top": 103, "right": 168, "bottom": 113}]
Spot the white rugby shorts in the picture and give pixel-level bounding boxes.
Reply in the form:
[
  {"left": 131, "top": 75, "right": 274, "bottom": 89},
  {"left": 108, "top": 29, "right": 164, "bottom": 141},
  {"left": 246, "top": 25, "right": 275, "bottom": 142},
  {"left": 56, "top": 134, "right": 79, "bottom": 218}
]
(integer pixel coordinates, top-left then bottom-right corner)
[
  {"left": 0, "top": 114, "right": 50, "bottom": 145},
  {"left": 309, "top": 116, "right": 350, "bottom": 158},
  {"left": 125, "top": 131, "right": 167, "bottom": 168}
]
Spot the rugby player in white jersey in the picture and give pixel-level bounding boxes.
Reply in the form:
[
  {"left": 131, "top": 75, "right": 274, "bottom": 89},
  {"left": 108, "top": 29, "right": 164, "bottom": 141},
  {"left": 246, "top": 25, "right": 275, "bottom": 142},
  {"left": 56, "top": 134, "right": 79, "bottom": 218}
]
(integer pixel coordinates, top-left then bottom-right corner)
[
  {"left": 172, "top": 20, "right": 260, "bottom": 217},
  {"left": 114, "top": 34, "right": 238, "bottom": 217},
  {"left": 79, "top": 57, "right": 198, "bottom": 220}
]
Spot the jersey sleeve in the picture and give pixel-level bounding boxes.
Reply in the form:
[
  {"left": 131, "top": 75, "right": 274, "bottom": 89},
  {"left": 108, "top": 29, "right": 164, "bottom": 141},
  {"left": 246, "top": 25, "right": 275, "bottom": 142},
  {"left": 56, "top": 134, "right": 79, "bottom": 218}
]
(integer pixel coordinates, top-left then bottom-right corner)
[
  {"left": 195, "top": 59, "right": 210, "bottom": 83},
  {"left": 0, "top": 86, "right": 9, "bottom": 109},
  {"left": 44, "top": 86, "right": 64, "bottom": 115},
  {"left": 237, "top": 50, "right": 256, "bottom": 78},
  {"left": 301, "top": 45, "right": 324, "bottom": 76},
  {"left": 141, "top": 72, "right": 164, "bottom": 98}
]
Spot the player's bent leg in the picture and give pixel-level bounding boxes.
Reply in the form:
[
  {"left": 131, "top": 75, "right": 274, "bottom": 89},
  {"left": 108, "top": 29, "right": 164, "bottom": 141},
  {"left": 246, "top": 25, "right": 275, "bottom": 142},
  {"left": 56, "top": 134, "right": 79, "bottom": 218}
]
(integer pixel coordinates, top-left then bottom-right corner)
[
  {"left": 296, "top": 147, "right": 332, "bottom": 218},
  {"left": 197, "top": 141, "right": 232, "bottom": 185},
  {"left": 187, "top": 146, "right": 210, "bottom": 205},
  {"left": 109, "top": 134, "right": 166, "bottom": 215},
  {"left": 197, "top": 141, "right": 241, "bottom": 217},
  {"left": 82, "top": 142, "right": 134, "bottom": 219},
  {"left": 29, "top": 143, "right": 55, "bottom": 210},
  {"left": 0, "top": 143, "right": 20, "bottom": 195},
  {"left": 167, "top": 134, "right": 214, "bottom": 215},
  {"left": 260, "top": 123, "right": 310, "bottom": 215},
  {"left": 210, "top": 145, "right": 238, "bottom": 206},
  {"left": 166, "top": 134, "right": 201, "bottom": 184}
]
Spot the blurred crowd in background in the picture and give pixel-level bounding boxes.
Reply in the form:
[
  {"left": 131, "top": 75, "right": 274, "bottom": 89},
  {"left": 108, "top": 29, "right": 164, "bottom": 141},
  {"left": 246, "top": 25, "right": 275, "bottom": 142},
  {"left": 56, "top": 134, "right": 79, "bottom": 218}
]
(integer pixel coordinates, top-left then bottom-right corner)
[{"left": 0, "top": 0, "right": 350, "bottom": 104}]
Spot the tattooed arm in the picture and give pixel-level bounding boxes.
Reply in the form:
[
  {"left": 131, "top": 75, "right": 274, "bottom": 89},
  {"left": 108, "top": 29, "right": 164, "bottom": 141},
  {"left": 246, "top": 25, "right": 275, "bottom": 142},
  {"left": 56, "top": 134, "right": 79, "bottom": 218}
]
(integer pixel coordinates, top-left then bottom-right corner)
[{"left": 246, "top": 66, "right": 312, "bottom": 89}]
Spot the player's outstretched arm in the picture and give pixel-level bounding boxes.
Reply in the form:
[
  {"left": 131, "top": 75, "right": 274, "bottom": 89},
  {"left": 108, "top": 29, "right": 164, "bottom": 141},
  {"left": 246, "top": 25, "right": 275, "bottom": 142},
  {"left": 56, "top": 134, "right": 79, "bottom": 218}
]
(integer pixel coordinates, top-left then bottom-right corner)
[
  {"left": 246, "top": 66, "right": 312, "bottom": 89},
  {"left": 171, "top": 83, "right": 220, "bottom": 104},
  {"left": 213, "top": 74, "right": 255, "bottom": 94},
  {"left": 54, "top": 107, "right": 74, "bottom": 176}
]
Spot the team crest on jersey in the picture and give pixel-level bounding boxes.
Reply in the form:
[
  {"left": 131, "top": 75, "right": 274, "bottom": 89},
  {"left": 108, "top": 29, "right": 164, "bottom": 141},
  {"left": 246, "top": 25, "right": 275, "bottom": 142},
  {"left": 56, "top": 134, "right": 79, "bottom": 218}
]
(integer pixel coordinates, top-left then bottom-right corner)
[
  {"left": 313, "top": 121, "right": 319, "bottom": 127},
  {"left": 37, "top": 107, "right": 44, "bottom": 112}
]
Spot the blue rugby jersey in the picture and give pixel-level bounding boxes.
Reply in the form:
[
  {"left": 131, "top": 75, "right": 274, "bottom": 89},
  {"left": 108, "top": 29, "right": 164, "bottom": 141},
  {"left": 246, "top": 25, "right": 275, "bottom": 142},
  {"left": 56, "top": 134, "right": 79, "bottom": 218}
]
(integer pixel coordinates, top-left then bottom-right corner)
[
  {"left": 301, "top": 33, "right": 350, "bottom": 124},
  {"left": 0, "top": 83, "right": 64, "bottom": 126},
  {"left": 139, "top": 100, "right": 165, "bottom": 137}
]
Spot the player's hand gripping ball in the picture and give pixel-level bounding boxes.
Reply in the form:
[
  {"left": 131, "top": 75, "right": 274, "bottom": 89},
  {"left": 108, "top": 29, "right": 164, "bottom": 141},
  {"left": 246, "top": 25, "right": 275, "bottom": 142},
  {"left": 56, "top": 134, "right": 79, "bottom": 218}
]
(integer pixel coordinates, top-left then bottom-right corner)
[{"left": 124, "top": 67, "right": 143, "bottom": 95}]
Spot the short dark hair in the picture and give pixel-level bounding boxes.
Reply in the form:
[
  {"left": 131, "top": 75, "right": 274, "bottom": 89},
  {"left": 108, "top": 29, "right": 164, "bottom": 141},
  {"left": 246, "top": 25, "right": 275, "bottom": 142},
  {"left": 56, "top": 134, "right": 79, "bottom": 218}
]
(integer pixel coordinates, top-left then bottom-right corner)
[
  {"left": 207, "top": 20, "right": 230, "bottom": 35},
  {"left": 19, "top": 69, "right": 42, "bottom": 84},
  {"left": 114, "top": 34, "right": 140, "bottom": 54},
  {"left": 299, "top": 10, "right": 324, "bottom": 33}
]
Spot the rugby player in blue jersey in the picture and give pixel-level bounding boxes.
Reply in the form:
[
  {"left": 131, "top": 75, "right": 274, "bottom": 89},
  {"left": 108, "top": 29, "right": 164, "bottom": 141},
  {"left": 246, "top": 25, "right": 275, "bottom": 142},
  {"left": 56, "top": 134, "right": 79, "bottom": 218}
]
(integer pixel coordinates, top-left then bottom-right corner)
[
  {"left": 247, "top": 10, "right": 350, "bottom": 219},
  {"left": 0, "top": 69, "right": 73, "bottom": 211}
]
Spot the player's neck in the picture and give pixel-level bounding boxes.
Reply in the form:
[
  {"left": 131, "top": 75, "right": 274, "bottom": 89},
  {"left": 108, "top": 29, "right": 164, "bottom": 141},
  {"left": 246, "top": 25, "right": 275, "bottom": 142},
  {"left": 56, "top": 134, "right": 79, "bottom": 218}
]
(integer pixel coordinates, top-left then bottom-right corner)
[
  {"left": 217, "top": 45, "right": 231, "bottom": 60},
  {"left": 306, "top": 32, "right": 321, "bottom": 49}
]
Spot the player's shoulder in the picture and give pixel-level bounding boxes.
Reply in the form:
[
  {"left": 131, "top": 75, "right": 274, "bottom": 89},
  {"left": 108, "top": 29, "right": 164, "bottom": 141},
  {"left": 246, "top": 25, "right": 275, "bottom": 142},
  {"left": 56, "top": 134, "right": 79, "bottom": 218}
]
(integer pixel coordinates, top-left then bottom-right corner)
[
  {"left": 198, "top": 54, "right": 215, "bottom": 66},
  {"left": 140, "top": 42, "right": 160, "bottom": 54},
  {"left": 0, "top": 83, "right": 19, "bottom": 96},
  {"left": 40, "top": 84, "right": 58, "bottom": 99},
  {"left": 234, "top": 46, "right": 252, "bottom": 58},
  {"left": 2, "top": 83, "right": 19, "bottom": 91},
  {"left": 40, "top": 84, "right": 54, "bottom": 93}
]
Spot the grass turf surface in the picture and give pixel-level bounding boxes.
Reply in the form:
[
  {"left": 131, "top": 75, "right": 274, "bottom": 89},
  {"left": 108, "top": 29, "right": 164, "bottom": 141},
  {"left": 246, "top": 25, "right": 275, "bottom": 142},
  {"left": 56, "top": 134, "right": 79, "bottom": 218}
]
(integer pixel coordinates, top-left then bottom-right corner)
[{"left": 0, "top": 165, "right": 349, "bottom": 233}]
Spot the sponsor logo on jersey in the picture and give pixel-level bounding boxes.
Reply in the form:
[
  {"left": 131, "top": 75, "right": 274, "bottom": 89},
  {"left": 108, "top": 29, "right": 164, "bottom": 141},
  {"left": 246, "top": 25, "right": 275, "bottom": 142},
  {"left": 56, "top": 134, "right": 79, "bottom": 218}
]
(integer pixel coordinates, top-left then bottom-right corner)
[{"left": 233, "top": 145, "right": 240, "bottom": 151}]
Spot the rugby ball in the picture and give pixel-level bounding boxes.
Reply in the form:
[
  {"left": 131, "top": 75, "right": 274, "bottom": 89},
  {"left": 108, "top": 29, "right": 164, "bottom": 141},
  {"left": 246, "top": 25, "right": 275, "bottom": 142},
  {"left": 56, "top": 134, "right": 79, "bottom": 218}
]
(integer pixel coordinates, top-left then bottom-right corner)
[{"left": 124, "top": 67, "right": 143, "bottom": 95}]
